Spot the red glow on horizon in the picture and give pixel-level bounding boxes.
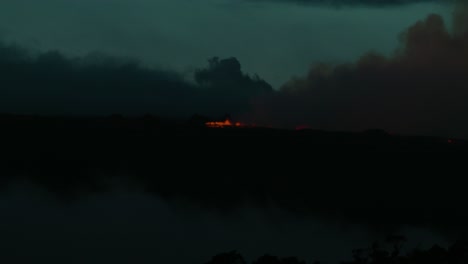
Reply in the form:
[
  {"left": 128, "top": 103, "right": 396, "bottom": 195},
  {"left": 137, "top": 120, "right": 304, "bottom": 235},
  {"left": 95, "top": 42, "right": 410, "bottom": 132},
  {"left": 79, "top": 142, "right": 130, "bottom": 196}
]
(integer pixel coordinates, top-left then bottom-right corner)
[
  {"left": 205, "top": 119, "right": 245, "bottom": 128},
  {"left": 205, "top": 119, "right": 309, "bottom": 130},
  {"left": 295, "top": 125, "right": 311, "bottom": 131},
  {"left": 204, "top": 118, "right": 272, "bottom": 129}
]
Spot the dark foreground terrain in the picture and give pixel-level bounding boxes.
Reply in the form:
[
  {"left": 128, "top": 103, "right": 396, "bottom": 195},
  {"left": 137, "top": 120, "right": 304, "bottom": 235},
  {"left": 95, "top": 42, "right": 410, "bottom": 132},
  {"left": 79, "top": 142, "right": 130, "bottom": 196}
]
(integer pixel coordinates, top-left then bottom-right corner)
[
  {"left": 1, "top": 113, "right": 467, "bottom": 228},
  {"left": 2, "top": 113, "right": 468, "bottom": 264},
  {"left": 1, "top": 112, "right": 465, "bottom": 177}
]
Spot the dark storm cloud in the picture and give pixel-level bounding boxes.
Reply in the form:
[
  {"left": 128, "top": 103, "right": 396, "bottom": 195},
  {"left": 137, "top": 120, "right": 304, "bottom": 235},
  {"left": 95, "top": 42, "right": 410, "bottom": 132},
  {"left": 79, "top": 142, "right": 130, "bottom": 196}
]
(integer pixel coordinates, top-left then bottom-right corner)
[
  {"left": 249, "top": 3, "right": 468, "bottom": 139},
  {"left": 0, "top": 41, "right": 272, "bottom": 117},
  {"left": 0, "top": 0, "right": 453, "bottom": 89}
]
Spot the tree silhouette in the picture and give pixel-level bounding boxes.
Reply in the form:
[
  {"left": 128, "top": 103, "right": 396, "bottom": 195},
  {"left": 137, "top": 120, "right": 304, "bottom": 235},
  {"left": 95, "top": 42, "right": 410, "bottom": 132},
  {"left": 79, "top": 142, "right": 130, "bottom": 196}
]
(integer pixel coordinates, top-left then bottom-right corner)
[
  {"left": 253, "top": 255, "right": 306, "bottom": 264},
  {"left": 203, "top": 238, "right": 468, "bottom": 264},
  {"left": 385, "top": 234, "right": 407, "bottom": 258},
  {"left": 205, "top": 250, "right": 247, "bottom": 264},
  {"left": 281, "top": 257, "right": 307, "bottom": 264},
  {"left": 253, "top": 255, "right": 282, "bottom": 264}
]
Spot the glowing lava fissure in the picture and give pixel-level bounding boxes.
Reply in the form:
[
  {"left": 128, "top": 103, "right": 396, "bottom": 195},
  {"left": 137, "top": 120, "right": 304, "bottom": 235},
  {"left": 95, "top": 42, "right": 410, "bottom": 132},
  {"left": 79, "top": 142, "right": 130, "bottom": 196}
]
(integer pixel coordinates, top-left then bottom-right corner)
[
  {"left": 204, "top": 115, "right": 277, "bottom": 129},
  {"left": 205, "top": 118, "right": 245, "bottom": 128}
]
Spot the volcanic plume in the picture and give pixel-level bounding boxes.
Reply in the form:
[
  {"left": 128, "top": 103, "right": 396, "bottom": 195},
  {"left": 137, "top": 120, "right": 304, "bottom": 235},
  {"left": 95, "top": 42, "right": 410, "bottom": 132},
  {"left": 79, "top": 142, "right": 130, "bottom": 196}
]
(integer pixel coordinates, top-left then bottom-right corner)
[{"left": 249, "top": 2, "right": 468, "bottom": 139}]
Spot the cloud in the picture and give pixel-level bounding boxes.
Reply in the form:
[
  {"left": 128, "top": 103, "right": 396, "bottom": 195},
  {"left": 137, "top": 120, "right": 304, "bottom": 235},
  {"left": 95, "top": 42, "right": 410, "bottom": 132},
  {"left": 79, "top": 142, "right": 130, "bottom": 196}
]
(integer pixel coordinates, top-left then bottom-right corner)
[
  {"left": 249, "top": 3, "right": 468, "bottom": 139},
  {"left": 0, "top": 41, "right": 272, "bottom": 118},
  {"left": 0, "top": 0, "right": 452, "bottom": 91}
]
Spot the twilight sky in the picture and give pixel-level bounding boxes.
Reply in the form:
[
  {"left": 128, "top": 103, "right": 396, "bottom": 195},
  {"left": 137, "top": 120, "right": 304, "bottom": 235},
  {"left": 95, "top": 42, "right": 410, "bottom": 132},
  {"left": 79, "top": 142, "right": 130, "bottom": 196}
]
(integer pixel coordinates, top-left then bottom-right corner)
[
  {"left": 2, "top": 0, "right": 468, "bottom": 139},
  {"left": 0, "top": 0, "right": 453, "bottom": 88},
  {"left": 2, "top": 2, "right": 468, "bottom": 262}
]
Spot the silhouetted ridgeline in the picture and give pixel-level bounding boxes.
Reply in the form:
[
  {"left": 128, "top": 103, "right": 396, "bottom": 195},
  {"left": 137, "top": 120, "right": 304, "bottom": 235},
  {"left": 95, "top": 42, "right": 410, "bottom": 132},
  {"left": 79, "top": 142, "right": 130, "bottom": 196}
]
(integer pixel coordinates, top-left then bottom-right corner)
[
  {"left": 0, "top": 113, "right": 464, "bottom": 177},
  {"left": 0, "top": 113, "right": 464, "bottom": 153},
  {"left": 1, "top": 113, "right": 468, "bottom": 235}
]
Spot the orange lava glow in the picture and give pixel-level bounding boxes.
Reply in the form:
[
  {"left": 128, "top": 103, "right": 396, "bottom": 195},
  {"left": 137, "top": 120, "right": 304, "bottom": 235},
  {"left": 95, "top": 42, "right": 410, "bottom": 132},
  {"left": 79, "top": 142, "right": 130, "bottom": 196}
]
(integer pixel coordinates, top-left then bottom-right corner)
[{"left": 205, "top": 119, "right": 244, "bottom": 128}]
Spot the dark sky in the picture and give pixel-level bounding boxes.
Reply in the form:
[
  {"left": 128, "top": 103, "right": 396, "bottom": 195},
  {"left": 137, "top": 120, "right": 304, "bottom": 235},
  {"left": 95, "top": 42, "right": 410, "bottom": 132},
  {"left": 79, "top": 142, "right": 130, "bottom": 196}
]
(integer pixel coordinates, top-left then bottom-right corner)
[
  {"left": 1, "top": 0, "right": 468, "bottom": 139},
  {"left": 0, "top": 0, "right": 452, "bottom": 87}
]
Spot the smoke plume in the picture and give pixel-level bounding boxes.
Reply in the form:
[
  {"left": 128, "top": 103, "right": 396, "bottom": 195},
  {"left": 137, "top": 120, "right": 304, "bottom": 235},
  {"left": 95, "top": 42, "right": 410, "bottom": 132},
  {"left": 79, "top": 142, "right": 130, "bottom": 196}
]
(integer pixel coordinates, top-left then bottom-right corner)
[{"left": 250, "top": 2, "right": 468, "bottom": 139}]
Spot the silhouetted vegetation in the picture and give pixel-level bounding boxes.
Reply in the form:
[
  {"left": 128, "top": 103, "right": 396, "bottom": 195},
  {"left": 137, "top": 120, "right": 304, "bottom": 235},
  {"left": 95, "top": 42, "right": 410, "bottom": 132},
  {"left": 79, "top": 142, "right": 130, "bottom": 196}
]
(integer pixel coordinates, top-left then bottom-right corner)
[{"left": 205, "top": 237, "right": 468, "bottom": 264}]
